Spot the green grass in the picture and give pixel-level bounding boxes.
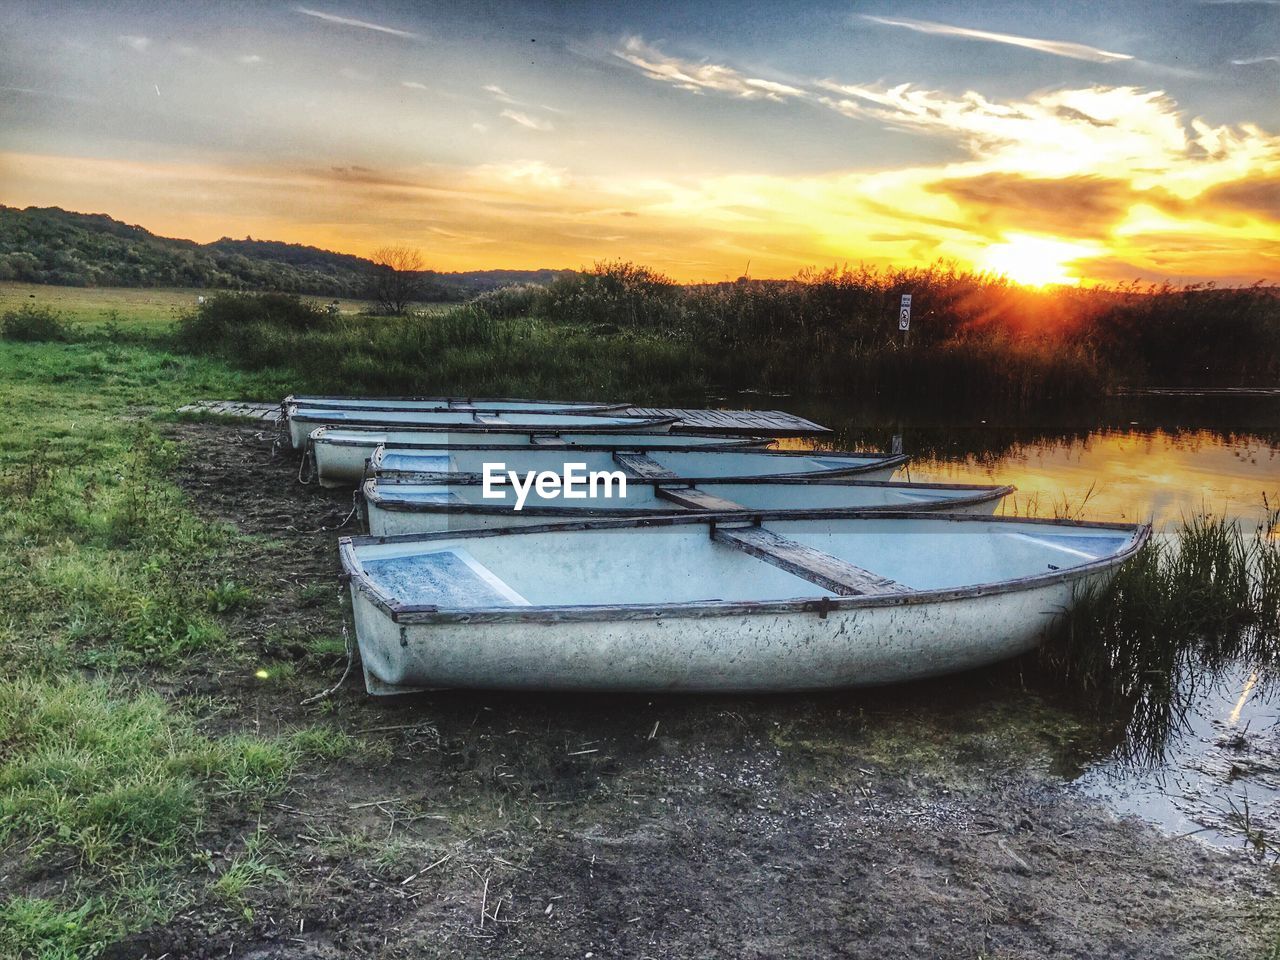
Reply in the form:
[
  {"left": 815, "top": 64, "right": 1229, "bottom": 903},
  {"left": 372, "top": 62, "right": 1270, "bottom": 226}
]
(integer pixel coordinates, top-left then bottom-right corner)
[
  {"left": 0, "top": 331, "right": 371, "bottom": 957},
  {"left": 0, "top": 674, "right": 366, "bottom": 958},
  {"left": 0, "top": 677, "right": 306, "bottom": 958},
  {"left": 1, "top": 425, "right": 237, "bottom": 670},
  {"left": 0, "top": 679, "right": 295, "bottom": 865},
  {"left": 211, "top": 828, "right": 285, "bottom": 912},
  {"left": 0, "top": 897, "right": 114, "bottom": 960},
  {"left": 0, "top": 333, "right": 295, "bottom": 675}
]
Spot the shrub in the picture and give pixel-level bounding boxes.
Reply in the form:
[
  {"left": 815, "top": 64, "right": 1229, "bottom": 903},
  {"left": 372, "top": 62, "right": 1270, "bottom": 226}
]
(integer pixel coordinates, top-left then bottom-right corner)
[
  {"left": 1, "top": 304, "right": 77, "bottom": 342},
  {"left": 533, "top": 261, "right": 685, "bottom": 329},
  {"left": 173, "top": 292, "right": 326, "bottom": 354},
  {"left": 166, "top": 259, "right": 1280, "bottom": 406},
  {"left": 471, "top": 283, "right": 543, "bottom": 320}
]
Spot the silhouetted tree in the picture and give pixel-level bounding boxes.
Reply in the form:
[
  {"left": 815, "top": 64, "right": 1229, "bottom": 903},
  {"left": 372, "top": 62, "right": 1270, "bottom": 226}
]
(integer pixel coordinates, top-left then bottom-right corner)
[{"left": 369, "top": 246, "right": 425, "bottom": 315}]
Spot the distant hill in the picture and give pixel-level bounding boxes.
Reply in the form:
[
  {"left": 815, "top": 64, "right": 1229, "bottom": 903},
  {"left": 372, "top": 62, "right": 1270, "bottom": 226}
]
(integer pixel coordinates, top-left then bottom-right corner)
[{"left": 0, "top": 205, "right": 565, "bottom": 300}]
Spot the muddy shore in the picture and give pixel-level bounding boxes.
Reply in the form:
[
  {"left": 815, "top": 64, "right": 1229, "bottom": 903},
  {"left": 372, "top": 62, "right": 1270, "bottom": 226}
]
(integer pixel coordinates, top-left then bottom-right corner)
[{"left": 117, "top": 420, "right": 1275, "bottom": 959}]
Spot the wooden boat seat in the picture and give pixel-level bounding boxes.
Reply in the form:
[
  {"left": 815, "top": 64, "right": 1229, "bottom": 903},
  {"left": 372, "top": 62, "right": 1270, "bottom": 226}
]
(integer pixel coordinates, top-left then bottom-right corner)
[
  {"left": 656, "top": 486, "right": 747, "bottom": 511},
  {"left": 474, "top": 414, "right": 512, "bottom": 426},
  {"left": 712, "top": 524, "right": 908, "bottom": 596},
  {"left": 529, "top": 435, "right": 570, "bottom": 446},
  {"left": 613, "top": 451, "right": 678, "bottom": 479}
]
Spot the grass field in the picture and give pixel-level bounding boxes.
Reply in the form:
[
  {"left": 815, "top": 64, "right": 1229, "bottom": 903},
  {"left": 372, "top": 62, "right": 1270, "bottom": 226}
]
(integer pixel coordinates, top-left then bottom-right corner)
[
  {"left": 0, "top": 282, "right": 433, "bottom": 333},
  {"left": 1, "top": 286, "right": 1278, "bottom": 958},
  {"left": 0, "top": 333, "right": 337, "bottom": 956}
]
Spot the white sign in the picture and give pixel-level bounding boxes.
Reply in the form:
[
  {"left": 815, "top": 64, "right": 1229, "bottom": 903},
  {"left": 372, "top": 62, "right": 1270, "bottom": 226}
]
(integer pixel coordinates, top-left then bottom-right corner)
[{"left": 898, "top": 293, "right": 912, "bottom": 332}]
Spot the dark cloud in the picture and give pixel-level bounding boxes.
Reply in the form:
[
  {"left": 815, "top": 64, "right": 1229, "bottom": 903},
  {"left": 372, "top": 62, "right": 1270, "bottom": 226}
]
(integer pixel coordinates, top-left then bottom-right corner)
[
  {"left": 929, "top": 173, "right": 1139, "bottom": 238},
  {"left": 1197, "top": 176, "right": 1280, "bottom": 221}
]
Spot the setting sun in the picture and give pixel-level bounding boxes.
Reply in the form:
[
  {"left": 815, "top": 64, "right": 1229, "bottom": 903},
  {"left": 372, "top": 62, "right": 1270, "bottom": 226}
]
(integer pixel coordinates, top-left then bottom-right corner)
[{"left": 976, "top": 235, "right": 1101, "bottom": 287}]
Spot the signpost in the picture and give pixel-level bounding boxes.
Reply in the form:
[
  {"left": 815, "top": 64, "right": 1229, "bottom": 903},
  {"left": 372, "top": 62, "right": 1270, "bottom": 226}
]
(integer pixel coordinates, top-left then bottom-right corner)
[{"left": 898, "top": 293, "right": 912, "bottom": 345}]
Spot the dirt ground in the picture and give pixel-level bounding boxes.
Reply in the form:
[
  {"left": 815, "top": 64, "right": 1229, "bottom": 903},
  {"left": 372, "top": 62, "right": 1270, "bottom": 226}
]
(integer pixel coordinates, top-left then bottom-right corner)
[{"left": 121, "top": 420, "right": 1276, "bottom": 959}]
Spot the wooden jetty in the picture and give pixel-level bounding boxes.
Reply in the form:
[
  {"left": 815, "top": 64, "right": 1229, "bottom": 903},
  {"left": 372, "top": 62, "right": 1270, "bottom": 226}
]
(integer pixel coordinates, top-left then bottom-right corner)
[
  {"left": 177, "top": 400, "right": 831, "bottom": 436},
  {"left": 623, "top": 406, "right": 828, "bottom": 436}
]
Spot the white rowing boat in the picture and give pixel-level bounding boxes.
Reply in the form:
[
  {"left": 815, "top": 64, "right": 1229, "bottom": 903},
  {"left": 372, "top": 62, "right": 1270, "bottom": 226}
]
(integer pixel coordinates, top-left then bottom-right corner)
[
  {"left": 369, "top": 445, "right": 906, "bottom": 483},
  {"left": 339, "top": 512, "right": 1150, "bottom": 693},
  {"left": 283, "top": 394, "right": 631, "bottom": 414},
  {"left": 285, "top": 405, "right": 675, "bottom": 449},
  {"left": 361, "top": 476, "right": 1016, "bottom": 533},
  {"left": 309, "top": 427, "right": 772, "bottom": 488}
]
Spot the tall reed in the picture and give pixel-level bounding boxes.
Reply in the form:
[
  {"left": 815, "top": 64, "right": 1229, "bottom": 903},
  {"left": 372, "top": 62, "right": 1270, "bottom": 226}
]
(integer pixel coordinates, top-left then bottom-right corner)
[{"left": 1042, "top": 508, "right": 1280, "bottom": 765}]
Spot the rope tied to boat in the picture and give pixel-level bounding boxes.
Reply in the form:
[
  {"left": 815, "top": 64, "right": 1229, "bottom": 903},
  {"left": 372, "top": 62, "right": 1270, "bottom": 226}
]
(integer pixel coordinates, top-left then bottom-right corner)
[
  {"left": 300, "top": 576, "right": 355, "bottom": 706},
  {"left": 296, "top": 437, "right": 317, "bottom": 485},
  {"left": 270, "top": 401, "right": 290, "bottom": 457},
  {"left": 326, "top": 489, "right": 361, "bottom": 532}
]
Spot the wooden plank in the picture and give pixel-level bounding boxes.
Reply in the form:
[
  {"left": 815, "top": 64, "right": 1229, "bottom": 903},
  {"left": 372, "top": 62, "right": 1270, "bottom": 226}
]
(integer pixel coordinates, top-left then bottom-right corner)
[
  {"left": 622, "top": 406, "right": 830, "bottom": 436},
  {"left": 656, "top": 486, "right": 747, "bottom": 511},
  {"left": 178, "top": 400, "right": 281, "bottom": 421},
  {"left": 529, "top": 435, "right": 569, "bottom": 446},
  {"left": 712, "top": 524, "right": 907, "bottom": 596},
  {"left": 613, "top": 452, "right": 678, "bottom": 479}
]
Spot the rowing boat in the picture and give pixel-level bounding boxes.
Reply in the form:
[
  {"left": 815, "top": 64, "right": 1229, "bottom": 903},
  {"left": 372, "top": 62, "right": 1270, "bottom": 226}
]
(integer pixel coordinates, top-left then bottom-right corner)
[
  {"left": 338, "top": 512, "right": 1149, "bottom": 693},
  {"left": 308, "top": 427, "right": 772, "bottom": 487},
  {"left": 283, "top": 394, "right": 631, "bottom": 414},
  {"left": 285, "top": 405, "right": 675, "bottom": 449},
  {"left": 361, "top": 476, "right": 1016, "bottom": 533},
  {"left": 369, "top": 445, "right": 907, "bottom": 483}
]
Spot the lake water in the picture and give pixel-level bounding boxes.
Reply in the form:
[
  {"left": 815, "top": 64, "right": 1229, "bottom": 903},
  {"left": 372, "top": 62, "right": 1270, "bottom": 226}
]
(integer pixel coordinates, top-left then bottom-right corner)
[{"left": 764, "top": 393, "right": 1280, "bottom": 848}]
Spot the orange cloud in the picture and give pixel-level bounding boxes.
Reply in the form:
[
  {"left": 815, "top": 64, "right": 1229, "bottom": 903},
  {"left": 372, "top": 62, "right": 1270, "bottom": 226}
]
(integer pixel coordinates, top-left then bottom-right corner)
[{"left": 4, "top": 80, "right": 1280, "bottom": 284}]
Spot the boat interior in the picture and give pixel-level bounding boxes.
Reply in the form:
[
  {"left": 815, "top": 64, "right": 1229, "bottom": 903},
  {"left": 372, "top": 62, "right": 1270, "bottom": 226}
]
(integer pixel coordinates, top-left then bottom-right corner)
[{"left": 349, "top": 517, "right": 1138, "bottom": 610}]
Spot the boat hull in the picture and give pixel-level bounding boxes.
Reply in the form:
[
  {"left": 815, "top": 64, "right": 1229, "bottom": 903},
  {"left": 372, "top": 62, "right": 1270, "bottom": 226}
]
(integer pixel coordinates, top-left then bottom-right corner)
[
  {"left": 340, "top": 511, "right": 1148, "bottom": 695},
  {"left": 287, "top": 407, "right": 674, "bottom": 449},
  {"left": 311, "top": 429, "right": 770, "bottom": 488},
  {"left": 348, "top": 568, "right": 1110, "bottom": 694}
]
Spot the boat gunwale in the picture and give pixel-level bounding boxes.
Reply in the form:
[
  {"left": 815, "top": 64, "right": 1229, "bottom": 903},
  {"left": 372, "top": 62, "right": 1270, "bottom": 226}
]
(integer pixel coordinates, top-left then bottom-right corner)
[
  {"left": 283, "top": 393, "right": 633, "bottom": 414},
  {"left": 338, "top": 510, "right": 1152, "bottom": 625},
  {"left": 288, "top": 405, "right": 679, "bottom": 433},
  {"left": 360, "top": 477, "right": 1017, "bottom": 517},
  {"left": 370, "top": 443, "right": 903, "bottom": 464},
  {"left": 366, "top": 444, "right": 910, "bottom": 484},
  {"left": 308, "top": 426, "right": 772, "bottom": 451}
]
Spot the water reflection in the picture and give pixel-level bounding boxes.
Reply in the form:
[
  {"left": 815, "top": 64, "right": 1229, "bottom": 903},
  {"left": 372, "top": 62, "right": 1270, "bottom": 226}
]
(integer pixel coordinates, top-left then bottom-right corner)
[
  {"left": 751, "top": 393, "right": 1280, "bottom": 847},
  {"left": 786, "top": 394, "right": 1280, "bottom": 526},
  {"left": 1076, "top": 665, "right": 1280, "bottom": 851}
]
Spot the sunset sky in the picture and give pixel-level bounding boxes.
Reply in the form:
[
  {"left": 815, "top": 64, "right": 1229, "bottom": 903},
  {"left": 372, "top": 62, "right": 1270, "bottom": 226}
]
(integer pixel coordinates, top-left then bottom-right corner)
[{"left": 2, "top": 1, "right": 1279, "bottom": 283}]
